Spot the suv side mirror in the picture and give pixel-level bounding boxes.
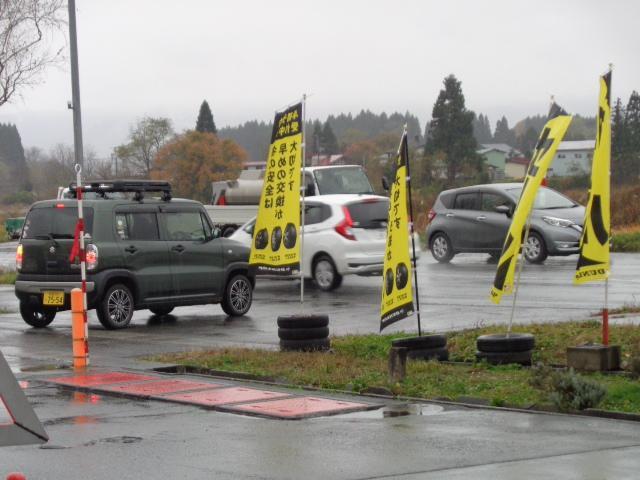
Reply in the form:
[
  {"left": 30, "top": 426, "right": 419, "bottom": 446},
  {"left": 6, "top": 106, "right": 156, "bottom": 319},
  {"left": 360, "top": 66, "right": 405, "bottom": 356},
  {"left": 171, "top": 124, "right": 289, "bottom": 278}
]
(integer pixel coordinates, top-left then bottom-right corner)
[
  {"left": 494, "top": 205, "right": 512, "bottom": 217},
  {"left": 381, "top": 176, "right": 390, "bottom": 191},
  {"left": 211, "top": 227, "right": 222, "bottom": 239}
]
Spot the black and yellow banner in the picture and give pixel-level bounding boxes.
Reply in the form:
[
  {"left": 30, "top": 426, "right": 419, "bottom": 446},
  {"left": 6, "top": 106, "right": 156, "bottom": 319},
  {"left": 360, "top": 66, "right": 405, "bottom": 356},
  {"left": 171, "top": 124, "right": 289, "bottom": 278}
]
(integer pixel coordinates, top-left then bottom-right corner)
[
  {"left": 575, "top": 72, "right": 611, "bottom": 284},
  {"left": 490, "top": 103, "right": 572, "bottom": 304},
  {"left": 380, "top": 133, "right": 414, "bottom": 330},
  {"left": 249, "top": 103, "right": 303, "bottom": 276}
]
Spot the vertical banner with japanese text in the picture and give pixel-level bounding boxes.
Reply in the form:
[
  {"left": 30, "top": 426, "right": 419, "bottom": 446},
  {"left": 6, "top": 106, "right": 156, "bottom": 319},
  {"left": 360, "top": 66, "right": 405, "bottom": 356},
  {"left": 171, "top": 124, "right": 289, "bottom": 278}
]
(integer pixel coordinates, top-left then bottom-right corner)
[
  {"left": 380, "top": 133, "right": 414, "bottom": 330},
  {"left": 490, "top": 103, "right": 572, "bottom": 304},
  {"left": 249, "top": 103, "right": 303, "bottom": 276},
  {"left": 575, "top": 72, "right": 611, "bottom": 284}
]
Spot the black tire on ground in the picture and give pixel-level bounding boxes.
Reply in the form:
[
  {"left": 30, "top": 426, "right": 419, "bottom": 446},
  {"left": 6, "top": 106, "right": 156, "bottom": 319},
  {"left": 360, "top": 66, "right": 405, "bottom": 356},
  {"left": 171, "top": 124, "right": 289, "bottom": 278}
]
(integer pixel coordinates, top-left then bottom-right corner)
[
  {"left": 149, "top": 306, "right": 174, "bottom": 316},
  {"left": 392, "top": 334, "right": 447, "bottom": 350},
  {"left": 277, "top": 314, "right": 329, "bottom": 329},
  {"left": 221, "top": 273, "right": 253, "bottom": 316},
  {"left": 312, "top": 255, "right": 343, "bottom": 291},
  {"left": 278, "top": 326, "right": 330, "bottom": 341},
  {"left": 475, "top": 349, "right": 532, "bottom": 366},
  {"left": 476, "top": 333, "right": 535, "bottom": 353},
  {"left": 221, "top": 225, "right": 237, "bottom": 238},
  {"left": 280, "top": 337, "right": 331, "bottom": 352},
  {"left": 523, "top": 231, "right": 548, "bottom": 264},
  {"left": 407, "top": 346, "right": 449, "bottom": 361},
  {"left": 96, "top": 283, "right": 135, "bottom": 330},
  {"left": 430, "top": 232, "right": 454, "bottom": 263},
  {"left": 19, "top": 302, "right": 56, "bottom": 328}
]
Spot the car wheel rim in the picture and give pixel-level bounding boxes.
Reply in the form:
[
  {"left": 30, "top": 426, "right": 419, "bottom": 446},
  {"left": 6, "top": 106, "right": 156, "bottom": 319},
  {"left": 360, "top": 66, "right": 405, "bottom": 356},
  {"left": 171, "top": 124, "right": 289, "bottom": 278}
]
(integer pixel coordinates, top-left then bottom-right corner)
[
  {"left": 230, "top": 279, "right": 250, "bottom": 312},
  {"left": 107, "top": 289, "right": 132, "bottom": 325},
  {"left": 525, "top": 236, "right": 541, "bottom": 259},
  {"left": 315, "top": 260, "right": 334, "bottom": 288},
  {"left": 433, "top": 236, "right": 448, "bottom": 258}
]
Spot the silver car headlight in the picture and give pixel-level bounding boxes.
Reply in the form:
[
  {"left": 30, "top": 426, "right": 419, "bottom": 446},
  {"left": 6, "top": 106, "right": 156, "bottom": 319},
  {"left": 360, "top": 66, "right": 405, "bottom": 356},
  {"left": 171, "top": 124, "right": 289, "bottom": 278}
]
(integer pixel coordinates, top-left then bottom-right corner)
[{"left": 542, "top": 216, "right": 574, "bottom": 228}]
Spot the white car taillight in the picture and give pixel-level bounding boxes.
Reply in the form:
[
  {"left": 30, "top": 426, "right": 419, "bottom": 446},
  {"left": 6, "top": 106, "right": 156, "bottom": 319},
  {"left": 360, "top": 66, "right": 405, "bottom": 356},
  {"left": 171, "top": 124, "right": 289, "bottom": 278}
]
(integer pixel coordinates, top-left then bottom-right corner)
[
  {"left": 16, "top": 244, "right": 23, "bottom": 271},
  {"left": 86, "top": 244, "right": 98, "bottom": 271},
  {"left": 335, "top": 206, "right": 356, "bottom": 241}
]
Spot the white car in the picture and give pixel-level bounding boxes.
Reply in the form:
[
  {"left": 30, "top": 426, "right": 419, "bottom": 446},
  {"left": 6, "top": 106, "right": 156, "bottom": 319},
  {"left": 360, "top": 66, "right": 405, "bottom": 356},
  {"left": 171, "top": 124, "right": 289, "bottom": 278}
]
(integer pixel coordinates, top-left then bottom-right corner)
[{"left": 230, "top": 194, "right": 420, "bottom": 291}]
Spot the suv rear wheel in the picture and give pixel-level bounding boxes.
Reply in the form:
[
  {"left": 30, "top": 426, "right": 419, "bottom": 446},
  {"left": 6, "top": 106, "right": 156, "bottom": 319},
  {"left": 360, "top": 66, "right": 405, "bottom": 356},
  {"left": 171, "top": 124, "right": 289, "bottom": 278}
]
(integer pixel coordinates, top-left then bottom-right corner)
[
  {"left": 313, "top": 255, "right": 343, "bottom": 291},
  {"left": 430, "top": 232, "right": 454, "bottom": 263},
  {"left": 221, "top": 274, "right": 253, "bottom": 316},
  {"left": 20, "top": 303, "right": 56, "bottom": 328},
  {"left": 97, "top": 283, "right": 135, "bottom": 329},
  {"left": 523, "top": 232, "right": 548, "bottom": 264}
]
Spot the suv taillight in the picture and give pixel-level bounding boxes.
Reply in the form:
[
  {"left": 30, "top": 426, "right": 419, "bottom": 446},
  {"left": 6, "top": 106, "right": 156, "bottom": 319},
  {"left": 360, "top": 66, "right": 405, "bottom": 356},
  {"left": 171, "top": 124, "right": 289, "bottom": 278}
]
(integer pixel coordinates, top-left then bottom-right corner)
[
  {"left": 16, "top": 244, "right": 23, "bottom": 271},
  {"left": 427, "top": 208, "right": 437, "bottom": 224},
  {"left": 86, "top": 244, "right": 98, "bottom": 271},
  {"left": 335, "top": 206, "right": 356, "bottom": 241}
]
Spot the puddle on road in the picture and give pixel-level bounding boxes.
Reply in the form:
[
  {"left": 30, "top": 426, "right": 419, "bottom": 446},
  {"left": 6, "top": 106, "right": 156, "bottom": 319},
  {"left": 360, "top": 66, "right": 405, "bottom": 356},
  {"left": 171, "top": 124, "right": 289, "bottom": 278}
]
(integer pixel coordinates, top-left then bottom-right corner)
[{"left": 332, "top": 403, "right": 445, "bottom": 419}]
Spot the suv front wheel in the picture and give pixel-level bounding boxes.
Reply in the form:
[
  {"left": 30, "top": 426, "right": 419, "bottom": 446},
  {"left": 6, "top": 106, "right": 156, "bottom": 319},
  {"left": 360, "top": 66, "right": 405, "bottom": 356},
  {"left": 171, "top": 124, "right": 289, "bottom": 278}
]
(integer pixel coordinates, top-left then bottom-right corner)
[
  {"left": 523, "top": 232, "right": 548, "bottom": 264},
  {"left": 97, "top": 283, "right": 135, "bottom": 329},
  {"left": 20, "top": 303, "right": 56, "bottom": 328},
  {"left": 221, "top": 274, "right": 253, "bottom": 316}
]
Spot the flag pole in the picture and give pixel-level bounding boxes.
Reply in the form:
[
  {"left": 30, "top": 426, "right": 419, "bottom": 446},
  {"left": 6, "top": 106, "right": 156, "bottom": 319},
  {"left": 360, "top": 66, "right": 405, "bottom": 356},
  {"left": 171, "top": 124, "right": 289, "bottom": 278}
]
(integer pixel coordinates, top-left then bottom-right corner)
[
  {"left": 508, "top": 211, "right": 532, "bottom": 337},
  {"left": 402, "top": 125, "right": 422, "bottom": 336},
  {"left": 602, "top": 63, "right": 613, "bottom": 346},
  {"left": 300, "top": 94, "right": 307, "bottom": 306}
]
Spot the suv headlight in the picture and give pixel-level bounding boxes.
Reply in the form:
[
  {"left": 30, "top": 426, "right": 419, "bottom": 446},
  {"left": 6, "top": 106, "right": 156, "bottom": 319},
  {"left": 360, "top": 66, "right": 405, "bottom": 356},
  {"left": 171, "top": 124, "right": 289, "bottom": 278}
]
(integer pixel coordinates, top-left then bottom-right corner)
[{"left": 542, "top": 216, "right": 574, "bottom": 228}]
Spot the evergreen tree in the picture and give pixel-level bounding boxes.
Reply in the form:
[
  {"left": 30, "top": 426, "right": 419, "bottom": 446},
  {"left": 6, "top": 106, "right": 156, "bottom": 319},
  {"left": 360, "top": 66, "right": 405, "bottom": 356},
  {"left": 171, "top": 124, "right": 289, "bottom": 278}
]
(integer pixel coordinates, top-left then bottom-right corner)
[
  {"left": 623, "top": 91, "right": 640, "bottom": 180},
  {"left": 493, "top": 116, "right": 515, "bottom": 145},
  {"left": 473, "top": 113, "right": 493, "bottom": 144},
  {"left": 321, "top": 121, "right": 339, "bottom": 154},
  {"left": 0, "top": 123, "right": 30, "bottom": 195},
  {"left": 611, "top": 97, "right": 627, "bottom": 183},
  {"left": 195, "top": 100, "right": 217, "bottom": 134},
  {"left": 312, "top": 121, "right": 323, "bottom": 154},
  {"left": 425, "top": 74, "right": 480, "bottom": 185}
]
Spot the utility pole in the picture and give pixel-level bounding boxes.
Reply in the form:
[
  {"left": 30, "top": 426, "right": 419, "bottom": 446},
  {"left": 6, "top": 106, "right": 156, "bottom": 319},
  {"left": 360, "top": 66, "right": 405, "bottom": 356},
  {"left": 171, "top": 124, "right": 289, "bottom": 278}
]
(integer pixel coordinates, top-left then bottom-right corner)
[{"left": 68, "top": 0, "right": 84, "bottom": 168}]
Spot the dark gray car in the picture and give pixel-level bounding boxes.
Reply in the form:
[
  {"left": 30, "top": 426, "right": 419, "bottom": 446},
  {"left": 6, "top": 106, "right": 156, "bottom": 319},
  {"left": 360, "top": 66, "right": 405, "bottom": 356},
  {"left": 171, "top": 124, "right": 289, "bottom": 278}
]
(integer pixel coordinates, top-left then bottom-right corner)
[{"left": 425, "top": 183, "right": 585, "bottom": 264}]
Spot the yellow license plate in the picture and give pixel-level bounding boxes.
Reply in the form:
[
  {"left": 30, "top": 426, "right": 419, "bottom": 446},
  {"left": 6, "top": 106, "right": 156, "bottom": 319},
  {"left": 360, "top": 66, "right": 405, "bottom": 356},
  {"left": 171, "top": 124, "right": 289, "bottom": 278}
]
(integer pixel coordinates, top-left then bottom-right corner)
[{"left": 43, "top": 291, "right": 65, "bottom": 306}]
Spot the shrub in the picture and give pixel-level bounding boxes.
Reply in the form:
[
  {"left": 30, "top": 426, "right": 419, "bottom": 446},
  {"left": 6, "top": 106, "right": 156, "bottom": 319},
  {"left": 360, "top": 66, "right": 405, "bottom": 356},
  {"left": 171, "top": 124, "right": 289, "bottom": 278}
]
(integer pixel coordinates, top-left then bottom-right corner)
[{"left": 549, "top": 369, "right": 606, "bottom": 411}]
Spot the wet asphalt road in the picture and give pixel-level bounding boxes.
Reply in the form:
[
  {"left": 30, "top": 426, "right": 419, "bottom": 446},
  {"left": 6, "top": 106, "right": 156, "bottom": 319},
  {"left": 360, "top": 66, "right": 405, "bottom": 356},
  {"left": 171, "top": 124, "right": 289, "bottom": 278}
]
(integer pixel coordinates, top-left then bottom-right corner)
[{"left": 1, "top": 251, "right": 640, "bottom": 478}]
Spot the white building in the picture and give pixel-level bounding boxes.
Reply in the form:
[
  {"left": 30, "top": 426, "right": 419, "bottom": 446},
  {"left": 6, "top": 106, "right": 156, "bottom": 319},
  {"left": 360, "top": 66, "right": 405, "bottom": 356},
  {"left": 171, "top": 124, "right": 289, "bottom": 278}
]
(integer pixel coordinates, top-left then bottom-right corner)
[{"left": 549, "top": 140, "right": 595, "bottom": 177}]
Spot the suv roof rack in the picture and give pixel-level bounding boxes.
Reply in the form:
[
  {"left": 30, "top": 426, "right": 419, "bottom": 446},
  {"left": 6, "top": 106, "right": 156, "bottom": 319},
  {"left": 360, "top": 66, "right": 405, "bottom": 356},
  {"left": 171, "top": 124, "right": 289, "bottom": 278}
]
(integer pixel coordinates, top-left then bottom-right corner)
[{"left": 68, "top": 180, "right": 172, "bottom": 201}]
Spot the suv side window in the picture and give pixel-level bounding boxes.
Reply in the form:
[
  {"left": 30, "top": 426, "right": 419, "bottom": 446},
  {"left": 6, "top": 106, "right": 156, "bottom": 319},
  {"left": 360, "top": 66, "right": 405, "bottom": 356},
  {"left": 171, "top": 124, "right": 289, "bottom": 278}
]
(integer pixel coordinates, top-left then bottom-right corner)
[
  {"left": 115, "top": 212, "right": 159, "bottom": 241},
  {"left": 481, "top": 193, "right": 511, "bottom": 212},
  {"left": 454, "top": 192, "right": 479, "bottom": 210},
  {"left": 165, "top": 211, "right": 206, "bottom": 241}
]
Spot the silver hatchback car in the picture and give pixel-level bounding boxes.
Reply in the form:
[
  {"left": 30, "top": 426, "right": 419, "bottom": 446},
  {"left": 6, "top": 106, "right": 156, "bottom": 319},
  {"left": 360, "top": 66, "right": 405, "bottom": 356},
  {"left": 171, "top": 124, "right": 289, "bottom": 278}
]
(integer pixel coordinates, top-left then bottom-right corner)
[{"left": 425, "top": 183, "right": 585, "bottom": 264}]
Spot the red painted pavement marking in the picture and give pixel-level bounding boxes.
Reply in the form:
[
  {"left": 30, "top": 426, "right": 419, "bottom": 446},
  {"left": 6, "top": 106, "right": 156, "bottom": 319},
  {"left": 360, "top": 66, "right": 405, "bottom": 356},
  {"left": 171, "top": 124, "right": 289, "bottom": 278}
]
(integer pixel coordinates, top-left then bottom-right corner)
[
  {"left": 94, "top": 379, "right": 224, "bottom": 397},
  {"left": 47, "top": 372, "right": 157, "bottom": 387},
  {"left": 164, "top": 387, "right": 290, "bottom": 406},
  {"left": 226, "top": 396, "right": 373, "bottom": 419}
]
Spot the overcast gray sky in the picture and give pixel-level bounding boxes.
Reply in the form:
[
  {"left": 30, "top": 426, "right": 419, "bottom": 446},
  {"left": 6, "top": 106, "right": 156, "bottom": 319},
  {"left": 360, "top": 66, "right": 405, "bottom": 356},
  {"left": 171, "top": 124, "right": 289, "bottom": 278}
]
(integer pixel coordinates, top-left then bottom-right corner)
[{"left": 1, "top": 0, "right": 638, "bottom": 157}]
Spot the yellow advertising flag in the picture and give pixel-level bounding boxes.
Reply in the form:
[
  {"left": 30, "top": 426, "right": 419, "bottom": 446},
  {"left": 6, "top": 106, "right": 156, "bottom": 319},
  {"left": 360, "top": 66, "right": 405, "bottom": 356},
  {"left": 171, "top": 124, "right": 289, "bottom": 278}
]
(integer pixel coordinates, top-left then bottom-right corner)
[
  {"left": 380, "top": 132, "right": 414, "bottom": 330},
  {"left": 490, "top": 104, "right": 573, "bottom": 304},
  {"left": 575, "top": 72, "right": 611, "bottom": 284},
  {"left": 249, "top": 103, "right": 303, "bottom": 276}
]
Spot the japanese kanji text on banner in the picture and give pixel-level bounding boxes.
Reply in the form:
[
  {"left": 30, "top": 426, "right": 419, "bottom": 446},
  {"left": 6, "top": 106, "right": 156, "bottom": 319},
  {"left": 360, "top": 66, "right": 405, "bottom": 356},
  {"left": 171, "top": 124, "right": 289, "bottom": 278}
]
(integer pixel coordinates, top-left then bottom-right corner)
[
  {"left": 575, "top": 72, "right": 611, "bottom": 284},
  {"left": 490, "top": 104, "right": 573, "bottom": 304},
  {"left": 380, "top": 133, "right": 414, "bottom": 330},
  {"left": 249, "top": 103, "right": 303, "bottom": 276}
]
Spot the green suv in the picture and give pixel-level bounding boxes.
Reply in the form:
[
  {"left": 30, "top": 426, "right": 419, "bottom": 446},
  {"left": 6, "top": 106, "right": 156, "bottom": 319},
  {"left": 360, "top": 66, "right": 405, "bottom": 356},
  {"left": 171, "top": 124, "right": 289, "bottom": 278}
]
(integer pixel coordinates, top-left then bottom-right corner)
[{"left": 14, "top": 181, "right": 254, "bottom": 329}]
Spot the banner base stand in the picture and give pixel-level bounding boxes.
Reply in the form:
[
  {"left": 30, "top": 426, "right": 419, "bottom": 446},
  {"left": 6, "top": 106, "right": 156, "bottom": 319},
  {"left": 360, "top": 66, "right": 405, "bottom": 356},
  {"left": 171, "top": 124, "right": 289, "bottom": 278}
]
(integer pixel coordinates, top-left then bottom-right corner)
[{"left": 567, "top": 344, "right": 621, "bottom": 372}]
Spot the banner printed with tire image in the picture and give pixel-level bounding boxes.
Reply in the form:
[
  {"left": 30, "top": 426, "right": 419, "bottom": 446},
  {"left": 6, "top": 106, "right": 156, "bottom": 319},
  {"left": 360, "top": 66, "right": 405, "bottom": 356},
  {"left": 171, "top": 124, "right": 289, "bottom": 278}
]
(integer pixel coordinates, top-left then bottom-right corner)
[
  {"left": 249, "top": 103, "right": 303, "bottom": 276},
  {"left": 490, "top": 103, "right": 572, "bottom": 304},
  {"left": 380, "top": 132, "right": 414, "bottom": 330},
  {"left": 574, "top": 71, "right": 611, "bottom": 285}
]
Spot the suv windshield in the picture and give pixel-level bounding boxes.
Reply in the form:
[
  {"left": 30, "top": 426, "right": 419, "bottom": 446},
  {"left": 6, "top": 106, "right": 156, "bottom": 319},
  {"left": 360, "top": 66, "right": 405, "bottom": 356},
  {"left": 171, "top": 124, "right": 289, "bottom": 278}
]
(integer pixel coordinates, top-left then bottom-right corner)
[
  {"left": 314, "top": 167, "right": 374, "bottom": 195},
  {"left": 506, "top": 186, "right": 576, "bottom": 209},
  {"left": 22, "top": 206, "right": 94, "bottom": 239},
  {"left": 347, "top": 199, "right": 389, "bottom": 229}
]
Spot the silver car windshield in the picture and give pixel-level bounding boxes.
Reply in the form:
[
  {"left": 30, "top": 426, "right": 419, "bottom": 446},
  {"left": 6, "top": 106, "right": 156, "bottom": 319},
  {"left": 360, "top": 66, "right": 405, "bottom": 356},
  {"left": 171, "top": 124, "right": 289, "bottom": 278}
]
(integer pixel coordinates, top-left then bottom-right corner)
[{"left": 506, "top": 187, "right": 576, "bottom": 209}]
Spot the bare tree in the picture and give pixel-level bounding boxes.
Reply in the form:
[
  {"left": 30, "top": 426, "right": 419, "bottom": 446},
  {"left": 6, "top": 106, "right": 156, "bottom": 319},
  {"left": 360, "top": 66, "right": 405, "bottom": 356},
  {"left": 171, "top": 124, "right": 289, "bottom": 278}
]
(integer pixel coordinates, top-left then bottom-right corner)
[
  {"left": 113, "top": 117, "right": 174, "bottom": 177},
  {"left": 0, "top": 0, "right": 66, "bottom": 107}
]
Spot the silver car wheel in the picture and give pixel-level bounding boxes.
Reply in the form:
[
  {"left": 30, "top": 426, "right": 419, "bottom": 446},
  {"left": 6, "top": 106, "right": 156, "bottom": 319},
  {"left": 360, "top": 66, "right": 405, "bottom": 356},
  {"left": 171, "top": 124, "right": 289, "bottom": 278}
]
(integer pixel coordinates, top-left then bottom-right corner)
[
  {"left": 230, "top": 278, "right": 250, "bottom": 312},
  {"left": 432, "top": 236, "right": 448, "bottom": 259},
  {"left": 107, "top": 288, "right": 132, "bottom": 325},
  {"left": 524, "top": 235, "right": 541, "bottom": 260},
  {"left": 314, "top": 260, "right": 335, "bottom": 289}
]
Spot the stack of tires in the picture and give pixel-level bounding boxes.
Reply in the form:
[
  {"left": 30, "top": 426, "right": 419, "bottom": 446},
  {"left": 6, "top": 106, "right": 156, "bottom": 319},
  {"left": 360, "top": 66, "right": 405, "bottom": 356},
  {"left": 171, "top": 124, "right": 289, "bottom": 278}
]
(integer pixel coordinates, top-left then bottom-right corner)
[
  {"left": 277, "top": 314, "right": 330, "bottom": 352},
  {"left": 476, "top": 333, "right": 534, "bottom": 365},
  {"left": 391, "top": 334, "right": 448, "bottom": 361}
]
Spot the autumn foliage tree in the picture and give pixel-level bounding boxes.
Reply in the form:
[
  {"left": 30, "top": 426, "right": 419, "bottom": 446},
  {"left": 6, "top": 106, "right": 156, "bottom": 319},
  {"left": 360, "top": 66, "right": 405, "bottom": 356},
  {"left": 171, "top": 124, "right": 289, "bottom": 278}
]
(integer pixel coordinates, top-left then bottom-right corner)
[{"left": 152, "top": 131, "right": 246, "bottom": 203}]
